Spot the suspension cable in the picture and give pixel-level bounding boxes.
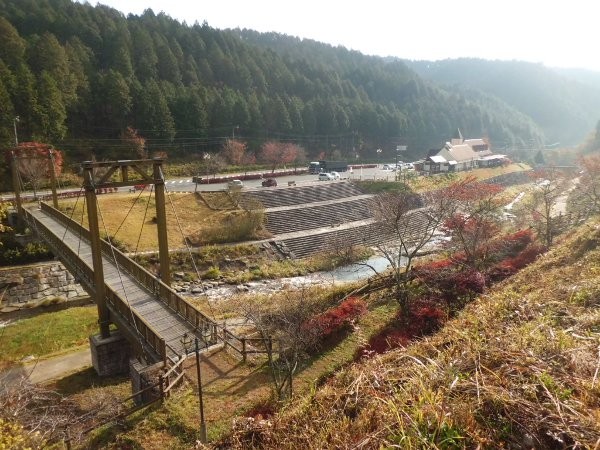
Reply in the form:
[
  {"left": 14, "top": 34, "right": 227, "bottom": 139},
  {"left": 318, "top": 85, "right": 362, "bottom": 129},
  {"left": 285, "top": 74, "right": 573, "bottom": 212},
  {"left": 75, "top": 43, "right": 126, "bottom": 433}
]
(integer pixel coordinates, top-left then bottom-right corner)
[
  {"left": 163, "top": 182, "right": 217, "bottom": 317},
  {"left": 77, "top": 195, "right": 86, "bottom": 257},
  {"left": 133, "top": 185, "right": 154, "bottom": 256},
  {"left": 60, "top": 186, "right": 84, "bottom": 242},
  {"left": 112, "top": 185, "right": 148, "bottom": 240}
]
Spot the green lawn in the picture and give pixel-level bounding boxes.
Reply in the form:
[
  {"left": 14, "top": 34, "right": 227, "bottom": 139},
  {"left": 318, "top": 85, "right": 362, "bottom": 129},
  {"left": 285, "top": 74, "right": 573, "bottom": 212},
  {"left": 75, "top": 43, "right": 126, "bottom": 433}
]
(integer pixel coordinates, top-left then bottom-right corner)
[{"left": 0, "top": 305, "right": 99, "bottom": 368}]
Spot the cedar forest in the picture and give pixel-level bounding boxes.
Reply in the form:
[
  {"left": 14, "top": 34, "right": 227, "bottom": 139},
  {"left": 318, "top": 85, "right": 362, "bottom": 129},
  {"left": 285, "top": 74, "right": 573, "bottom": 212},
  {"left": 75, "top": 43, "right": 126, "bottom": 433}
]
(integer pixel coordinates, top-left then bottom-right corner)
[{"left": 1, "top": 0, "right": 600, "bottom": 172}]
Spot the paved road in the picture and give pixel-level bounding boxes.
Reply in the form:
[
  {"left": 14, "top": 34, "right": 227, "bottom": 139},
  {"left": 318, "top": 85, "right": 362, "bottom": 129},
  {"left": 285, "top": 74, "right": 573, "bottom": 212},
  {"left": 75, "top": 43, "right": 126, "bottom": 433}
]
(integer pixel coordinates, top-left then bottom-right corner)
[
  {"left": 165, "top": 166, "right": 398, "bottom": 192},
  {"left": 1, "top": 347, "right": 91, "bottom": 387},
  {"left": 0, "top": 166, "right": 397, "bottom": 200}
]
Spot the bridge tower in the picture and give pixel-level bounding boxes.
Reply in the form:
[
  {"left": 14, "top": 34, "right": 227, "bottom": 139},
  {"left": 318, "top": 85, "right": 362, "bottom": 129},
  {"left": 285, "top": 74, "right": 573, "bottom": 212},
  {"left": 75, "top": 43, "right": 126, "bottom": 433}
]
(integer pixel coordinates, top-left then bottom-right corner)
[
  {"left": 10, "top": 148, "right": 59, "bottom": 229},
  {"left": 81, "top": 158, "right": 172, "bottom": 374}
]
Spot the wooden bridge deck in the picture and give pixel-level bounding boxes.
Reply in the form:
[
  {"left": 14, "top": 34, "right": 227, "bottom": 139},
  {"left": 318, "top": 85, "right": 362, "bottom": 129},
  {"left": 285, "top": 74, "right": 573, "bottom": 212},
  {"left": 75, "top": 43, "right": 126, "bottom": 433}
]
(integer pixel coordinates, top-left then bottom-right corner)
[{"left": 26, "top": 205, "right": 214, "bottom": 363}]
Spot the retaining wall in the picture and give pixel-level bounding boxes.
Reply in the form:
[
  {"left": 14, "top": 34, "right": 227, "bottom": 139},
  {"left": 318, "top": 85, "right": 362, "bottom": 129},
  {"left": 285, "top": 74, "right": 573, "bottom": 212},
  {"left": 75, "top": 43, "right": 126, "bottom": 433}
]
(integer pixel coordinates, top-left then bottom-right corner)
[{"left": 0, "top": 261, "right": 87, "bottom": 308}]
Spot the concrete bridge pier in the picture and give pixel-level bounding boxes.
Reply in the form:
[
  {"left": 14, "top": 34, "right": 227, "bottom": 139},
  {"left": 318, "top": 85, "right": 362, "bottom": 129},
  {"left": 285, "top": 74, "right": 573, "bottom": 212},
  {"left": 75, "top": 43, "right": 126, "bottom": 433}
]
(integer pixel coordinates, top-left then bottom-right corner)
[{"left": 89, "top": 330, "right": 132, "bottom": 377}]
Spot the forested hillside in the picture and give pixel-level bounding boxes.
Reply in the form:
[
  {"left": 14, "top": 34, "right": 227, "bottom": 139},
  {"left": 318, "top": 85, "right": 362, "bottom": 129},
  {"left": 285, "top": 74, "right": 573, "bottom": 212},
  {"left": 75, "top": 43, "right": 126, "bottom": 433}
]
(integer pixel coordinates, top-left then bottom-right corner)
[
  {"left": 0, "top": 0, "right": 590, "bottom": 166},
  {"left": 407, "top": 58, "right": 600, "bottom": 146}
]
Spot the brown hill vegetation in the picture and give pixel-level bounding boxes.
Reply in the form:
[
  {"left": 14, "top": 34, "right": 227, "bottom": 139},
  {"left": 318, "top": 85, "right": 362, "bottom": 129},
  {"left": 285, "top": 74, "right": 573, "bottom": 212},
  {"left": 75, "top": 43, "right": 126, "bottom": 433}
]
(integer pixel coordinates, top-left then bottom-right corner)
[{"left": 223, "top": 220, "right": 600, "bottom": 449}]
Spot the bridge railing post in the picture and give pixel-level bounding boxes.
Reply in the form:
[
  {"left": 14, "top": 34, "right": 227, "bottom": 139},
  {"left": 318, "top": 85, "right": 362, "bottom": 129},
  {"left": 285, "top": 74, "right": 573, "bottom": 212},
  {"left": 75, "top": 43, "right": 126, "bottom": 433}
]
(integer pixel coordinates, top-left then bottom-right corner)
[{"left": 161, "top": 338, "right": 167, "bottom": 368}]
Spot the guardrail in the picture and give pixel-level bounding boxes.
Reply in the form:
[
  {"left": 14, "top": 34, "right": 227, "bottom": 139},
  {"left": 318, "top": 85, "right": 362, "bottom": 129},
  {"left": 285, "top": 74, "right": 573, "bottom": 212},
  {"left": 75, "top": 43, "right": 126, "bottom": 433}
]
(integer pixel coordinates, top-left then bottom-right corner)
[
  {"left": 221, "top": 327, "right": 275, "bottom": 361},
  {"left": 39, "top": 202, "right": 218, "bottom": 345}
]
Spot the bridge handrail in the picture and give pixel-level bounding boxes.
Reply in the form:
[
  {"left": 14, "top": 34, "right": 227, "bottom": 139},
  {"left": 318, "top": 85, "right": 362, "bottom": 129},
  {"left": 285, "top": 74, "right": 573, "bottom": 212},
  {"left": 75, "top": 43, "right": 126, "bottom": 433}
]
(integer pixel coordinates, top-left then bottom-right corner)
[
  {"left": 26, "top": 206, "right": 169, "bottom": 363},
  {"left": 39, "top": 202, "right": 217, "bottom": 334}
]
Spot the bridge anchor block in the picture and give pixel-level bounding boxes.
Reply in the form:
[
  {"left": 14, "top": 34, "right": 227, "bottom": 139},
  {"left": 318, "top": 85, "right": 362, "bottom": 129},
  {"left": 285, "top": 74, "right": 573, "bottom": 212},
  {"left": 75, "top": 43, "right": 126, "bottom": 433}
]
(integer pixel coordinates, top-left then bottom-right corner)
[{"left": 90, "top": 330, "right": 131, "bottom": 377}]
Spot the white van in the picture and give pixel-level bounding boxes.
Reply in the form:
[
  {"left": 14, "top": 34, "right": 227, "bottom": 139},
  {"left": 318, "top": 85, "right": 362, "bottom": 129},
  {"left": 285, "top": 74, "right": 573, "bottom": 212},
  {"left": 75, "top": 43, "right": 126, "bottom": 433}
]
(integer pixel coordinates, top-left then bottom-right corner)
[
  {"left": 227, "top": 179, "right": 244, "bottom": 189},
  {"left": 318, "top": 173, "right": 334, "bottom": 181}
]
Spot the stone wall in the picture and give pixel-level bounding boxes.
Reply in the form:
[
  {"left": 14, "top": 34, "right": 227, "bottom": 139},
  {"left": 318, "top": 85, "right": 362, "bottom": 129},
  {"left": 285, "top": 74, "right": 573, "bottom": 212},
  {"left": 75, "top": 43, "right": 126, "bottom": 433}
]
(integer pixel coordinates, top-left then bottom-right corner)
[{"left": 0, "top": 261, "right": 87, "bottom": 308}]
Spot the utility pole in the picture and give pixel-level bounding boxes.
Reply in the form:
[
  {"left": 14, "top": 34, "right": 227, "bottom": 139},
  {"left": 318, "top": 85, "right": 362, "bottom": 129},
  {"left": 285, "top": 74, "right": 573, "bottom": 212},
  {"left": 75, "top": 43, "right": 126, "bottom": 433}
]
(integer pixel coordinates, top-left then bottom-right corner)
[
  {"left": 195, "top": 338, "right": 207, "bottom": 443},
  {"left": 48, "top": 149, "right": 59, "bottom": 209},
  {"left": 396, "top": 145, "right": 407, "bottom": 182},
  {"left": 10, "top": 151, "right": 24, "bottom": 229},
  {"left": 13, "top": 116, "right": 19, "bottom": 147}
]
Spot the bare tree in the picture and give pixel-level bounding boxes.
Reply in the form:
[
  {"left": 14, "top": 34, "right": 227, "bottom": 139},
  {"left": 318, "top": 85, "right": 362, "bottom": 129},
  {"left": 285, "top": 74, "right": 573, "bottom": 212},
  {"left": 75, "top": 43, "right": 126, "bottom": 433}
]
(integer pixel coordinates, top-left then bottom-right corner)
[
  {"left": 238, "top": 288, "right": 322, "bottom": 401},
  {"left": 568, "top": 155, "right": 600, "bottom": 221},
  {"left": 221, "top": 138, "right": 247, "bottom": 165},
  {"left": 441, "top": 177, "right": 505, "bottom": 270},
  {"left": 516, "top": 169, "right": 570, "bottom": 247},
  {"left": 0, "top": 377, "right": 124, "bottom": 448},
  {"left": 120, "top": 126, "right": 147, "bottom": 159},
  {"left": 9, "top": 142, "right": 64, "bottom": 199},
  {"left": 202, "top": 153, "right": 225, "bottom": 179},
  {"left": 368, "top": 188, "right": 457, "bottom": 313}
]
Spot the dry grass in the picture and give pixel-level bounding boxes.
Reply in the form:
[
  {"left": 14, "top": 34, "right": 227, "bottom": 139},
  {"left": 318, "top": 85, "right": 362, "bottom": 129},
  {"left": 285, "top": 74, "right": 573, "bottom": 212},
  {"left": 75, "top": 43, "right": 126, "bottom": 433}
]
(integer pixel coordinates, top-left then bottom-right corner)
[
  {"left": 409, "top": 163, "right": 531, "bottom": 193},
  {"left": 58, "top": 192, "right": 227, "bottom": 252},
  {"left": 85, "top": 287, "right": 398, "bottom": 448},
  {"left": 223, "top": 219, "right": 600, "bottom": 449}
]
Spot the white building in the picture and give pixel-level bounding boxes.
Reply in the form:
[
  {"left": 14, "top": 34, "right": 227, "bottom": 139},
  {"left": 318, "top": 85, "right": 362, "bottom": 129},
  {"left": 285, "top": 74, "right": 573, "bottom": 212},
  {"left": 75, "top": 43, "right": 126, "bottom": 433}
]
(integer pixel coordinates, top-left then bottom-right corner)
[{"left": 422, "top": 129, "right": 506, "bottom": 174}]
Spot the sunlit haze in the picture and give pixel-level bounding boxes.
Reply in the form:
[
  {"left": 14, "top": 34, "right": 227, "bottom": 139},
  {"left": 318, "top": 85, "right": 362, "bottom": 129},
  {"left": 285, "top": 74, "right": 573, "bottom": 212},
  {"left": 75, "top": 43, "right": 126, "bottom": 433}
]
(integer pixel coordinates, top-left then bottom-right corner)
[{"left": 83, "top": 0, "right": 598, "bottom": 71}]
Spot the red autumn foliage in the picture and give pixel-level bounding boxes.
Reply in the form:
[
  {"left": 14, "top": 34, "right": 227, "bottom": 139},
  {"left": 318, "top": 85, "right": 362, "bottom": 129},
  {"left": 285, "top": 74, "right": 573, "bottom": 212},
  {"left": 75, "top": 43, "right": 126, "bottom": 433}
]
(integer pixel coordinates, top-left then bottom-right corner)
[
  {"left": 259, "top": 141, "right": 302, "bottom": 172},
  {"left": 417, "top": 266, "right": 486, "bottom": 303},
  {"left": 306, "top": 296, "right": 367, "bottom": 339},
  {"left": 5, "top": 142, "right": 64, "bottom": 177},
  {"left": 412, "top": 258, "right": 454, "bottom": 275},
  {"left": 5, "top": 142, "right": 64, "bottom": 197},
  {"left": 504, "top": 228, "right": 534, "bottom": 245},
  {"left": 449, "top": 270, "right": 487, "bottom": 297},
  {"left": 487, "top": 243, "right": 546, "bottom": 282},
  {"left": 120, "top": 126, "right": 146, "bottom": 158},
  {"left": 221, "top": 139, "right": 247, "bottom": 165},
  {"left": 358, "top": 304, "right": 444, "bottom": 357},
  {"left": 442, "top": 214, "right": 501, "bottom": 267},
  {"left": 442, "top": 176, "right": 504, "bottom": 202}
]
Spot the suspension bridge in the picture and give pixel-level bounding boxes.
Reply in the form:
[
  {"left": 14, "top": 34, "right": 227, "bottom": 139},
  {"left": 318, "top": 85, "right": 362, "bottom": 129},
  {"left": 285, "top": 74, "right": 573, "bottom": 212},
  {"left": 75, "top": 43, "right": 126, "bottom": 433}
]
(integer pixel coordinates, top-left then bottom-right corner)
[
  {"left": 23, "top": 202, "right": 218, "bottom": 365},
  {"left": 11, "top": 157, "right": 249, "bottom": 379}
]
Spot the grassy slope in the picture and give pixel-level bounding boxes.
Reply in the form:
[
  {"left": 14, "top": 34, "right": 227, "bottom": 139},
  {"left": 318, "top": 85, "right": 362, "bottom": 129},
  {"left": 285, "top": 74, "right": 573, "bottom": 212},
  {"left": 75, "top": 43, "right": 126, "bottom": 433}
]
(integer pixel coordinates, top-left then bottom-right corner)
[
  {"left": 84, "top": 293, "right": 398, "bottom": 448},
  {"left": 58, "top": 192, "right": 223, "bottom": 251},
  {"left": 223, "top": 220, "right": 600, "bottom": 449},
  {"left": 0, "top": 305, "right": 99, "bottom": 369}
]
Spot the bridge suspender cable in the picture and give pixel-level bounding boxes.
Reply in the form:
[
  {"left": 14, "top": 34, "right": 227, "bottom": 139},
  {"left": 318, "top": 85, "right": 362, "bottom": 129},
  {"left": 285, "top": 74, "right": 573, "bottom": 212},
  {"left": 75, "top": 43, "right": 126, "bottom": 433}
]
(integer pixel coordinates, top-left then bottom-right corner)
[
  {"left": 77, "top": 195, "right": 86, "bottom": 257},
  {"left": 133, "top": 185, "right": 154, "bottom": 256},
  {"left": 111, "top": 184, "right": 149, "bottom": 241},
  {"left": 163, "top": 184, "right": 217, "bottom": 318},
  {"left": 60, "top": 186, "right": 84, "bottom": 242},
  {"left": 95, "top": 200, "right": 148, "bottom": 361}
]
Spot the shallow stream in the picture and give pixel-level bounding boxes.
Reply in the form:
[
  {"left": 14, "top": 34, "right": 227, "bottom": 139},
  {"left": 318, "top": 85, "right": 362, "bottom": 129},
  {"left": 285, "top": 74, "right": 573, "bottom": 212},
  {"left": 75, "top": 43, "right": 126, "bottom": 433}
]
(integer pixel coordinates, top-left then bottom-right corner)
[{"left": 193, "top": 254, "right": 400, "bottom": 300}]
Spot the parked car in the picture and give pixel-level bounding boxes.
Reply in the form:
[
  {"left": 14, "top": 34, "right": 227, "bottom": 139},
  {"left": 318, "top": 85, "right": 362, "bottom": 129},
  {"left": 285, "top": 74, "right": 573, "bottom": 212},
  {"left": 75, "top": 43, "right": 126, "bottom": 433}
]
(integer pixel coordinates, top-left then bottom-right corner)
[
  {"left": 330, "top": 171, "right": 341, "bottom": 180},
  {"left": 318, "top": 173, "right": 334, "bottom": 181},
  {"left": 227, "top": 179, "right": 244, "bottom": 190},
  {"left": 261, "top": 178, "right": 277, "bottom": 187}
]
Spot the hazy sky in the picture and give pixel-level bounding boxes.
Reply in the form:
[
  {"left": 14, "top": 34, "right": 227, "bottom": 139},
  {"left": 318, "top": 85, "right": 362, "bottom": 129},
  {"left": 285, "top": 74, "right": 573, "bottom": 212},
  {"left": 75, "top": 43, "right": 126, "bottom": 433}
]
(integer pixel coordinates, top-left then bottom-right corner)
[{"left": 85, "top": 0, "right": 598, "bottom": 71}]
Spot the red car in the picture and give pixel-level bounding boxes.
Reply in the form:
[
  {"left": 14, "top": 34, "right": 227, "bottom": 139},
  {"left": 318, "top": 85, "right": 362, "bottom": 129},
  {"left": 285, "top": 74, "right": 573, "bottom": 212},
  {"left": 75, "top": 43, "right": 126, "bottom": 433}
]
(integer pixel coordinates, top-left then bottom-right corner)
[{"left": 261, "top": 178, "right": 278, "bottom": 187}]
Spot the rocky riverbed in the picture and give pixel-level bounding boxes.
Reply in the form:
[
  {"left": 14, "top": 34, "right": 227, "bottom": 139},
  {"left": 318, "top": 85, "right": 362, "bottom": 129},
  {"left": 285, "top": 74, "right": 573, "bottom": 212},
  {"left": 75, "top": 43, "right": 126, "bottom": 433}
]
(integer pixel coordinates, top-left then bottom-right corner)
[
  {"left": 172, "top": 274, "right": 331, "bottom": 301},
  {"left": 171, "top": 254, "right": 395, "bottom": 301}
]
